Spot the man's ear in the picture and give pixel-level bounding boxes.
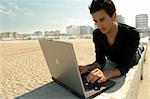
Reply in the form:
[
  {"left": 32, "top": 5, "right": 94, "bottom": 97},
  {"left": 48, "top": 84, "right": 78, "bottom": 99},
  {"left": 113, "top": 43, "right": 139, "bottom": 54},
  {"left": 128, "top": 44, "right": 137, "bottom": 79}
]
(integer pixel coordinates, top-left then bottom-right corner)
[{"left": 112, "top": 12, "right": 117, "bottom": 21}]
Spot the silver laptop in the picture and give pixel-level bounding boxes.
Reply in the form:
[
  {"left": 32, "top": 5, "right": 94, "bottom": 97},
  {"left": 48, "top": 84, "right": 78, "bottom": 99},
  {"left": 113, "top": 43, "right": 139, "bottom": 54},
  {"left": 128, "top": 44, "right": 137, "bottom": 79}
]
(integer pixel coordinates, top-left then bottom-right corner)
[{"left": 39, "top": 40, "right": 115, "bottom": 98}]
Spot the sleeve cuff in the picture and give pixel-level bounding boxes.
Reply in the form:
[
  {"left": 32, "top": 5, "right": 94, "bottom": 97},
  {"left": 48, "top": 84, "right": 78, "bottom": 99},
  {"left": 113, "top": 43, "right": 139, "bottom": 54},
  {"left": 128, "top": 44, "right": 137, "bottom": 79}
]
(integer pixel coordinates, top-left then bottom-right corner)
[{"left": 116, "top": 65, "right": 130, "bottom": 75}]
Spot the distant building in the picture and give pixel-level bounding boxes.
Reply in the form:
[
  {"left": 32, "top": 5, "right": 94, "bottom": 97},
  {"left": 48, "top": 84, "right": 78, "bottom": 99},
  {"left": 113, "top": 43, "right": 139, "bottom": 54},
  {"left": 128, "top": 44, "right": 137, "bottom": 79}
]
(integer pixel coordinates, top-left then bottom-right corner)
[
  {"left": 117, "top": 15, "right": 125, "bottom": 24},
  {"left": 66, "top": 25, "right": 94, "bottom": 36},
  {"left": 34, "top": 31, "right": 43, "bottom": 36},
  {"left": 78, "top": 26, "right": 93, "bottom": 35},
  {"left": 51, "top": 30, "right": 61, "bottom": 36},
  {"left": 94, "top": 23, "right": 98, "bottom": 29},
  {"left": 66, "top": 25, "right": 79, "bottom": 35},
  {"left": 135, "top": 14, "right": 149, "bottom": 33},
  {"left": 0, "top": 32, "right": 20, "bottom": 39},
  {"left": 44, "top": 30, "right": 61, "bottom": 36},
  {"left": 44, "top": 31, "right": 51, "bottom": 36}
]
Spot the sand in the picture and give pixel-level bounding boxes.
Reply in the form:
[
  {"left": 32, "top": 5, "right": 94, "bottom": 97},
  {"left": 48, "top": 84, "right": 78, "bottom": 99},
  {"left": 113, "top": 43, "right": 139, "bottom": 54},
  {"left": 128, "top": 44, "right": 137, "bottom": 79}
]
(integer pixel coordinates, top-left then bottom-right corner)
[
  {"left": 137, "top": 42, "right": 150, "bottom": 99},
  {"left": 0, "top": 39, "right": 149, "bottom": 99},
  {"left": 0, "top": 39, "right": 95, "bottom": 99}
]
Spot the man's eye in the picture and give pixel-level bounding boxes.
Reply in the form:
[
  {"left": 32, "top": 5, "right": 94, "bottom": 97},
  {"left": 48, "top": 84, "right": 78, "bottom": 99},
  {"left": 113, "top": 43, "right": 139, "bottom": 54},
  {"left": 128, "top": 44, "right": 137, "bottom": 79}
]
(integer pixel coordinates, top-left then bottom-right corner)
[{"left": 100, "top": 18, "right": 104, "bottom": 21}]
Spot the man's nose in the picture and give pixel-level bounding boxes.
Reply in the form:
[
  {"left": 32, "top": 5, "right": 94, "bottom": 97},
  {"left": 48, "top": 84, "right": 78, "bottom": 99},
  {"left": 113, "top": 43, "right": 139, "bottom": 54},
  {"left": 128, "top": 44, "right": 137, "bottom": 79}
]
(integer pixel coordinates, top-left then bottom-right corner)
[{"left": 97, "top": 22, "right": 102, "bottom": 29}]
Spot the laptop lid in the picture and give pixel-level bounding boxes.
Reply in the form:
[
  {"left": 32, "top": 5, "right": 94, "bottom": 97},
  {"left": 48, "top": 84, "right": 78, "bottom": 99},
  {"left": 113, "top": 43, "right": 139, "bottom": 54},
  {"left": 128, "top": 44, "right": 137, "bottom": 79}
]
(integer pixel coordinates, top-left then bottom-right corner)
[{"left": 39, "top": 40, "right": 85, "bottom": 97}]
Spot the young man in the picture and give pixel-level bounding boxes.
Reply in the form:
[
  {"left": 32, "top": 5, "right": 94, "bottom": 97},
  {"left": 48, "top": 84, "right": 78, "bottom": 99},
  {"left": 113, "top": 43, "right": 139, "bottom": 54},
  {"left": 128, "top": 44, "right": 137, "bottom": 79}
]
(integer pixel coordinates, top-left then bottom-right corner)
[{"left": 79, "top": 0, "right": 143, "bottom": 84}]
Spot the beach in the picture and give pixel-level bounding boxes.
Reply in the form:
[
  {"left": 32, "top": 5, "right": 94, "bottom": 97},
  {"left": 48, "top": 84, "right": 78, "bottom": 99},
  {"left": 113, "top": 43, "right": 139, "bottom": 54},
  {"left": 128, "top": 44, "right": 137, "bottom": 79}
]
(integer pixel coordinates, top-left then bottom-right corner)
[
  {"left": 0, "top": 39, "right": 95, "bottom": 99},
  {"left": 0, "top": 39, "right": 149, "bottom": 99}
]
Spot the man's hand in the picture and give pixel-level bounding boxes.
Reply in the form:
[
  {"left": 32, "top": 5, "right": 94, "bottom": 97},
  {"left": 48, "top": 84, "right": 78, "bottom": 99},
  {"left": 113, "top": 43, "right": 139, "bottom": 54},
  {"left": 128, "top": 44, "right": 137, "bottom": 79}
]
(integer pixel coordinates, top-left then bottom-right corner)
[
  {"left": 79, "top": 62, "right": 101, "bottom": 74},
  {"left": 86, "top": 68, "right": 107, "bottom": 83},
  {"left": 86, "top": 68, "right": 121, "bottom": 83}
]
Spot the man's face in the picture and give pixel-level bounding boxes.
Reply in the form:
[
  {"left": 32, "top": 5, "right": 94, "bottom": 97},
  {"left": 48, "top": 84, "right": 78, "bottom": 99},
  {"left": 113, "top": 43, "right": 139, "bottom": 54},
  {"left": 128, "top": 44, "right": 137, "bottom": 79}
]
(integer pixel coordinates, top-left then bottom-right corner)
[{"left": 91, "top": 10, "right": 116, "bottom": 35}]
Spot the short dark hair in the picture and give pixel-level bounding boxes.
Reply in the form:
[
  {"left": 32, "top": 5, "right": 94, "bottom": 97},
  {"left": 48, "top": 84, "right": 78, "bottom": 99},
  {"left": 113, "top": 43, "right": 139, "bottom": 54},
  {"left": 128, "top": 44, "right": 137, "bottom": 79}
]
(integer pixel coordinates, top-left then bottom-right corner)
[{"left": 89, "top": 0, "right": 116, "bottom": 17}]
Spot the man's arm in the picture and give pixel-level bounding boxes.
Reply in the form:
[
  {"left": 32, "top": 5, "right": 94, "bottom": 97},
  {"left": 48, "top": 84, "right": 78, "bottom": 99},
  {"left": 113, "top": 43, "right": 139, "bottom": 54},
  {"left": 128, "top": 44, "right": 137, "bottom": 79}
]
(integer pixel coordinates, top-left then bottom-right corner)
[
  {"left": 87, "top": 62, "right": 102, "bottom": 71},
  {"left": 79, "top": 62, "right": 101, "bottom": 75},
  {"left": 103, "top": 68, "right": 121, "bottom": 80},
  {"left": 87, "top": 67, "right": 121, "bottom": 83}
]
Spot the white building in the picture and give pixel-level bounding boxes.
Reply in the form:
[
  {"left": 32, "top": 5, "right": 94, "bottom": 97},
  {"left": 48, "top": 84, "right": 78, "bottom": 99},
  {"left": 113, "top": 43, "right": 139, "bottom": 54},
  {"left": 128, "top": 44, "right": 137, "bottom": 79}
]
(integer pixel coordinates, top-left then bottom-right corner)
[
  {"left": 0, "top": 32, "right": 21, "bottom": 40},
  {"left": 34, "top": 31, "right": 43, "bottom": 36},
  {"left": 136, "top": 14, "right": 149, "bottom": 32},
  {"left": 117, "top": 15, "right": 125, "bottom": 24},
  {"left": 78, "top": 26, "right": 93, "bottom": 35},
  {"left": 66, "top": 25, "right": 79, "bottom": 35}
]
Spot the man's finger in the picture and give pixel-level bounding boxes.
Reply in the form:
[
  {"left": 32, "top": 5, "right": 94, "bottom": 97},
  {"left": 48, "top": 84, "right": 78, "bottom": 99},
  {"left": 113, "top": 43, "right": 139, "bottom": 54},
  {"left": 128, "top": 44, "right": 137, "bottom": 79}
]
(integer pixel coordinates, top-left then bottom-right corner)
[
  {"left": 90, "top": 75, "right": 100, "bottom": 83},
  {"left": 97, "top": 76, "right": 106, "bottom": 83},
  {"left": 87, "top": 68, "right": 102, "bottom": 82}
]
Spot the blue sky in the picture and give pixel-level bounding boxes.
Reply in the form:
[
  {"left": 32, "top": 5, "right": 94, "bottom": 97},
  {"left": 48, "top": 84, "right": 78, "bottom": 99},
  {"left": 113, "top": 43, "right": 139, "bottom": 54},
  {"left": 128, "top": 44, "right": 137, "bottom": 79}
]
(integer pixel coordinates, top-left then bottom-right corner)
[{"left": 0, "top": 0, "right": 150, "bottom": 34}]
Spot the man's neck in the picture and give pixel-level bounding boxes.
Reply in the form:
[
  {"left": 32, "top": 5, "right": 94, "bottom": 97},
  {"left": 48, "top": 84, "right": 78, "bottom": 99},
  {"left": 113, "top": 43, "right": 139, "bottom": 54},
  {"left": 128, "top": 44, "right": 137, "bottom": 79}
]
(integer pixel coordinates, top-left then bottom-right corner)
[
  {"left": 106, "top": 22, "right": 118, "bottom": 39},
  {"left": 106, "top": 22, "right": 118, "bottom": 46}
]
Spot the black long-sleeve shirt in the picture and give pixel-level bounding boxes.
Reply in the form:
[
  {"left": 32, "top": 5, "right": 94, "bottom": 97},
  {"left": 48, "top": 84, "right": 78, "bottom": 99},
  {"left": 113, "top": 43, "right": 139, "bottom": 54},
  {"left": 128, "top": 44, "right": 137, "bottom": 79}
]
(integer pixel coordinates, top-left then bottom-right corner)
[{"left": 93, "top": 23, "right": 140, "bottom": 75}]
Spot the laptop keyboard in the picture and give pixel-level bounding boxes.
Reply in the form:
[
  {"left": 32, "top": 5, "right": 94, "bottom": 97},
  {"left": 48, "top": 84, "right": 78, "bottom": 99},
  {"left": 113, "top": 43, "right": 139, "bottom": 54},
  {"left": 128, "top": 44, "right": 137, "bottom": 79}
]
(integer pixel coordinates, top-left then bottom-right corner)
[
  {"left": 81, "top": 72, "right": 106, "bottom": 91},
  {"left": 84, "top": 81, "right": 101, "bottom": 91}
]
